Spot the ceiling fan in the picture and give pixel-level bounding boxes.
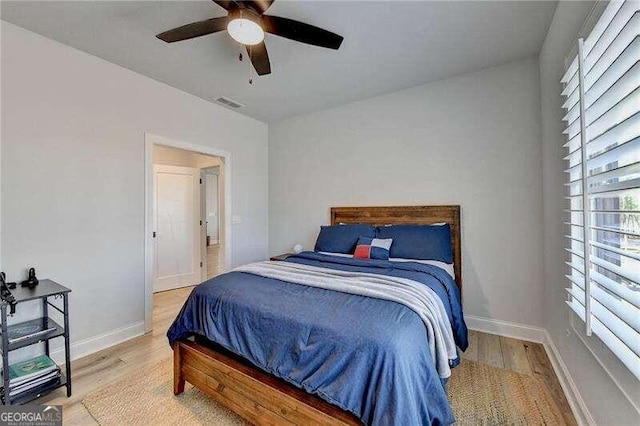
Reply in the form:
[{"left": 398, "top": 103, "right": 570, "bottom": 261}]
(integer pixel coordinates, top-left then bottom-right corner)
[{"left": 156, "top": 0, "right": 344, "bottom": 76}]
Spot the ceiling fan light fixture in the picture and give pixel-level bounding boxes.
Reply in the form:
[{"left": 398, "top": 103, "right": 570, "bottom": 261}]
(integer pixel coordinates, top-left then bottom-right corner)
[{"left": 227, "top": 9, "right": 264, "bottom": 46}]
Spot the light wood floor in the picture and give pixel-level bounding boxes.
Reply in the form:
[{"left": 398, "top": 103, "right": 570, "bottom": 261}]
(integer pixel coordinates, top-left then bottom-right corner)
[{"left": 35, "top": 287, "right": 576, "bottom": 425}]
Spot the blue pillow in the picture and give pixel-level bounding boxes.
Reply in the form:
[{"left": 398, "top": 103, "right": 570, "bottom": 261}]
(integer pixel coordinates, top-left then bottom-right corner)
[
  {"left": 354, "top": 237, "right": 393, "bottom": 260},
  {"left": 314, "top": 224, "right": 375, "bottom": 254},
  {"left": 375, "top": 224, "right": 453, "bottom": 263}
]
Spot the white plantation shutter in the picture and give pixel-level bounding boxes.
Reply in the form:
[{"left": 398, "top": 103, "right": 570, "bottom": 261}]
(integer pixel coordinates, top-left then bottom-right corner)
[{"left": 561, "top": 0, "right": 640, "bottom": 379}]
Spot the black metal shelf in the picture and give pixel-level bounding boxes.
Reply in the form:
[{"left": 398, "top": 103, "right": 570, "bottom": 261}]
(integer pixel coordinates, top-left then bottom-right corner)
[
  {"left": 0, "top": 280, "right": 72, "bottom": 405},
  {"left": 0, "top": 317, "right": 65, "bottom": 353}
]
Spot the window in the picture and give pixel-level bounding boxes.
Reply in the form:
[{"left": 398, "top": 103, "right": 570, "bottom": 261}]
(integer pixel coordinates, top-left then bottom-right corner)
[{"left": 561, "top": 0, "right": 639, "bottom": 379}]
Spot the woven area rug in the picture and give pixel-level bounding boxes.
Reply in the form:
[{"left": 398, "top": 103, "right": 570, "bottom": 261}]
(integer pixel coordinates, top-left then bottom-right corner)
[
  {"left": 83, "top": 358, "right": 564, "bottom": 425},
  {"left": 448, "top": 360, "right": 565, "bottom": 425}
]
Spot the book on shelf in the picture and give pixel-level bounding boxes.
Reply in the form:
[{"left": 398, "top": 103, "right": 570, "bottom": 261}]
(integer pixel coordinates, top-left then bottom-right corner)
[
  {"left": 6, "top": 370, "right": 61, "bottom": 398},
  {"left": 1, "top": 355, "right": 60, "bottom": 394}
]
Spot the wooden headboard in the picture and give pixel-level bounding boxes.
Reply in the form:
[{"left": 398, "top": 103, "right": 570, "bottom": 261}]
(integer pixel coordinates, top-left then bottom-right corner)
[{"left": 331, "top": 205, "right": 462, "bottom": 291}]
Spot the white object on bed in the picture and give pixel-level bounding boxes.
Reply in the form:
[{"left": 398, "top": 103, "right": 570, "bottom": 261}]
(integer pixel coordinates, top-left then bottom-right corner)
[
  {"left": 235, "top": 260, "right": 457, "bottom": 378},
  {"left": 318, "top": 251, "right": 353, "bottom": 258}
]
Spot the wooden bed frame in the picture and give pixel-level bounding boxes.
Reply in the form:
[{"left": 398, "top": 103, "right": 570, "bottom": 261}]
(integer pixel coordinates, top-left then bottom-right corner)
[{"left": 173, "top": 205, "right": 462, "bottom": 425}]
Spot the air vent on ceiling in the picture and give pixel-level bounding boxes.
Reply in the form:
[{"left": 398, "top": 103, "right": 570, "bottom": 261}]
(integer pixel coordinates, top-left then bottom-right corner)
[{"left": 216, "top": 96, "right": 245, "bottom": 109}]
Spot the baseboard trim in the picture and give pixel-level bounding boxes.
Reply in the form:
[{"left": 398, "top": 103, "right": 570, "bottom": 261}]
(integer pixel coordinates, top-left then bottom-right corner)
[
  {"left": 465, "top": 315, "right": 547, "bottom": 343},
  {"left": 544, "top": 331, "right": 595, "bottom": 426},
  {"left": 50, "top": 321, "right": 145, "bottom": 364}
]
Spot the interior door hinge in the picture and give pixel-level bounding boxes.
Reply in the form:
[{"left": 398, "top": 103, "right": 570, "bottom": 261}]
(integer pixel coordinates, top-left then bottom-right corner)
[
  {"left": 152, "top": 231, "right": 156, "bottom": 238},
  {"left": 199, "top": 178, "right": 202, "bottom": 184},
  {"left": 200, "top": 220, "right": 203, "bottom": 226},
  {"left": 200, "top": 262, "right": 203, "bottom": 268}
]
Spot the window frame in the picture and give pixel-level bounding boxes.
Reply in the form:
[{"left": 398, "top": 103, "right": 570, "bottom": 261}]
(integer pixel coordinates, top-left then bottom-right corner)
[{"left": 561, "top": 0, "right": 640, "bottom": 380}]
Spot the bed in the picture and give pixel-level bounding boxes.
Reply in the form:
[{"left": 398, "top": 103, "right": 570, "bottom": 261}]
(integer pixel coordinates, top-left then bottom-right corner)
[{"left": 168, "top": 205, "right": 467, "bottom": 425}]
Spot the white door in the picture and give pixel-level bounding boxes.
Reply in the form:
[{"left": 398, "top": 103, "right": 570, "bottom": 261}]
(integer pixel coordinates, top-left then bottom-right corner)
[{"left": 153, "top": 165, "right": 202, "bottom": 292}]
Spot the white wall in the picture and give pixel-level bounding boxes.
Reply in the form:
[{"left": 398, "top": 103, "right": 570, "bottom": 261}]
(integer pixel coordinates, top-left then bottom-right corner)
[
  {"left": 269, "top": 58, "right": 544, "bottom": 328},
  {"left": 0, "top": 22, "right": 268, "bottom": 358},
  {"left": 539, "top": 2, "right": 640, "bottom": 424}
]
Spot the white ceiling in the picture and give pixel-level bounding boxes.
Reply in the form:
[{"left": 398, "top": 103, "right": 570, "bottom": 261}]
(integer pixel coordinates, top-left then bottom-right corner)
[{"left": 1, "top": 1, "right": 558, "bottom": 123}]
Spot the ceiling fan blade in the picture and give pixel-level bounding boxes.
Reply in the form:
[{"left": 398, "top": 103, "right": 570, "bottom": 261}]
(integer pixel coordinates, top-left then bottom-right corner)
[
  {"left": 246, "top": 42, "right": 271, "bottom": 76},
  {"left": 213, "top": 0, "right": 234, "bottom": 10},
  {"left": 262, "top": 15, "right": 343, "bottom": 50},
  {"left": 246, "top": 1, "right": 275, "bottom": 14},
  {"left": 157, "top": 17, "right": 228, "bottom": 43}
]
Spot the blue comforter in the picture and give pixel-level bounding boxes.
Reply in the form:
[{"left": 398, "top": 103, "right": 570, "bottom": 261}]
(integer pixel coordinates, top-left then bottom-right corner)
[{"left": 167, "top": 252, "right": 467, "bottom": 425}]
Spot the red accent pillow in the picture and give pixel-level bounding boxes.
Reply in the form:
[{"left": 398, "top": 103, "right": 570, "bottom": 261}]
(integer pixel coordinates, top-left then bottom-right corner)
[{"left": 354, "top": 245, "right": 372, "bottom": 259}]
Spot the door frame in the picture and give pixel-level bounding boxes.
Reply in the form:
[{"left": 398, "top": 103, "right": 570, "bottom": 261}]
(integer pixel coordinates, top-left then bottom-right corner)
[{"left": 144, "top": 132, "right": 232, "bottom": 333}]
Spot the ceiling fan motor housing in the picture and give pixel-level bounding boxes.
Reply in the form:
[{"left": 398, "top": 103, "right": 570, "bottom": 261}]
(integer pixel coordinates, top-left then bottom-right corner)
[{"left": 228, "top": 7, "right": 264, "bottom": 30}]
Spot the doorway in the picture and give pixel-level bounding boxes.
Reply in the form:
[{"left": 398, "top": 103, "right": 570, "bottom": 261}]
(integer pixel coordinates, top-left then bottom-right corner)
[
  {"left": 202, "top": 167, "right": 224, "bottom": 279},
  {"left": 145, "top": 133, "right": 231, "bottom": 332},
  {"left": 153, "top": 164, "right": 202, "bottom": 292}
]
